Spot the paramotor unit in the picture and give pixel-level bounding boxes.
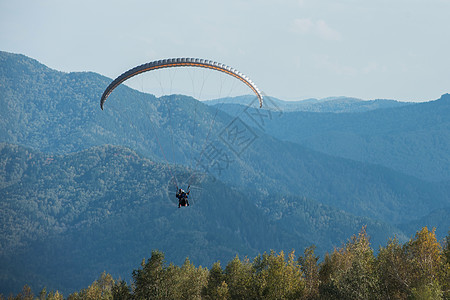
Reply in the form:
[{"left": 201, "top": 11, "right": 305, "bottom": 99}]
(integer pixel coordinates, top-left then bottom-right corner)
[{"left": 100, "top": 58, "right": 263, "bottom": 109}]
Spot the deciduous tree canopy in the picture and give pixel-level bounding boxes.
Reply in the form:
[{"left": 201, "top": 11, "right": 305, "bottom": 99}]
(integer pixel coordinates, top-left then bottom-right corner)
[{"left": 3, "top": 227, "right": 449, "bottom": 300}]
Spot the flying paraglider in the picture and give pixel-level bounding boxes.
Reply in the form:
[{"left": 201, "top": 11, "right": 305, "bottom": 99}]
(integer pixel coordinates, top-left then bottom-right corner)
[
  {"left": 100, "top": 58, "right": 264, "bottom": 208},
  {"left": 100, "top": 57, "right": 263, "bottom": 109},
  {"left": 176, "top": 186, "right": 190, "bottom": 208}
]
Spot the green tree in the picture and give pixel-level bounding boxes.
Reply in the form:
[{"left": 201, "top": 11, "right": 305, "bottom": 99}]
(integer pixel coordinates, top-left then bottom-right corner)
[
  {"left": 377, "top": 227, "right": 444, "bottom": 299},
  {"left": 131, "top": 251, "right": 208, "bottom": 299},
  {"left": 132, "top": 250, "right": 167, "bottom": 299},
  {"left": 160, "top": 263, "right": 181, "bottom": 299},
  {"left": 202, "top": 262, "right": 229, "bottom": 300},
  {"left": 67, "top": 272, "right": 114, "bottom": 300},
  {"left": 441, "top": 231, "right": 450, "bottom": 299},
  {"left": 342, "top": 228, "right": 379, "bottom": 299},
  {"left": 405, "top": 227, "right": 443, "bottom": 300},
  {"left": 319, "top": 227, "right": 379, "bottom": 299},
  {"left": 298, "top": 245, "right": 320, "bottom": 299},
  {"left": 225, "top": 255, "right": 256, "bottom": 300},
  {"left": 406, "top": 228, "right": 442, "bottom": 284},
  {"left": 216, "top": 281, "right": 230, "bottom": 300},
  {"left": 6, "top": 285, "right": 34, "bottom": 300},
  {"left": 318, "top": 252, "right": 340, "bottom": 299},
  {"left": 377, "top": 237, "right": 410, "bottom": 299},
  {"left": 253, "top": 250, "right": 304, "bottom": 300},
  {"left": 111, "top": 280, "right": 131, "bottom": 300},
  {"left": 44, "top": 291, "right": 63, "bottom": 300},
  {"left": 176, "top": 258, "right": 208, "bottom": 300}
]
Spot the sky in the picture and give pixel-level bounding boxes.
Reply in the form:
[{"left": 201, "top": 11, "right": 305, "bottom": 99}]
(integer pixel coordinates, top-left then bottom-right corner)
[{"left": 1, "top": 0, "right": 449, "bottom": 102}]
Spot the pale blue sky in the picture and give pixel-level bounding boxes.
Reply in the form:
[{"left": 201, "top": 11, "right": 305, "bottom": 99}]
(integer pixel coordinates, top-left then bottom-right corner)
[{"left": 1, "top": 0, "right": 449, "bottom": 102}]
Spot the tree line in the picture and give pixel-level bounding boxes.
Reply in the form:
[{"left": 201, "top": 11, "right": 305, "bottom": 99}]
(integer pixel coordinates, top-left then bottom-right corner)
[{"left": 3, "top": 227, "right": 450, "bottom": 299}]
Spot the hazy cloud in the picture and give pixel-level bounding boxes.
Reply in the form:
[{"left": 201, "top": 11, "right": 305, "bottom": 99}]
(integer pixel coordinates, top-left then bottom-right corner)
[
  {"left": 362, "top": 62, "right": 387, "bottom": 74},
  {"left": 296, "top": 0, "right": 307, "bottom": 7},
  {"left": 314, "top": 54, "right": 356, "bottom": 76},
  {"left": 315, "top": 20, "right": 342, "bottom": 41},
  {"left": 291, "top": 18, "right": 342, "bottom": 41},
  {"left": 292, "top": 18, "right": 314, "bottom": 34}
]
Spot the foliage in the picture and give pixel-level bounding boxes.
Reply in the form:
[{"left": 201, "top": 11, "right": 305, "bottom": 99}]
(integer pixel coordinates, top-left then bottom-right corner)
[
  {"left": 318, "top": 227, "right": 379, "bottom": 299},
  {"left": 67, "top": 272, "right": 115, "bottom": 300},
  {"left": 298, "top": 245, "right": 319, "bottom": 299},
  {"left": 224, "top": 256, "right": 255, "bottom": 299},
  {"left": 3, "top": 227, "right": 450, "bottom": 299},
  {"left": 376, "top": 237, "right": 410, "bottom": 298},
  {"left": 202, "top": 262, "right": 228, "bottom": 300},
  {"left": 253, "top": 250, "right": 305, "bottom": 299},
  {"left": 405, "top": 227, "right": 442, "bottom": 288},
  {"left": 131, "top": 250, "right": 207, "bottom": 299},
  {"left": 377, "top": 227, "right": 446, "bottom": 300},
  {"left": 441, "top": 234, "right": 450, "bottom": 300}
]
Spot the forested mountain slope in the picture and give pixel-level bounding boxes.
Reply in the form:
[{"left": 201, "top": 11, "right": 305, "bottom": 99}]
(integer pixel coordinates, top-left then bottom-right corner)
[
  {"left": 228, "top": 94, "right": 450, "bottom": 182},
  {"left": 1, "top": 51, "right": 449, "bottom": 294},
  {"left": 0, "top": 143, "right": 406, "bottom": 295},
  {"left": 1, "top": 51, "right": 448, "bottom": 227}
]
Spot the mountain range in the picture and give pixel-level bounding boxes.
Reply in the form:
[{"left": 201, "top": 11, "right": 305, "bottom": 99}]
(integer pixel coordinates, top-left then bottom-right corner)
[
  {"left": 205, "top": 94, "right": 409, "bottom": 113},
  {"left": 1, "top": 50, "right": 449, "bottom": 294}
]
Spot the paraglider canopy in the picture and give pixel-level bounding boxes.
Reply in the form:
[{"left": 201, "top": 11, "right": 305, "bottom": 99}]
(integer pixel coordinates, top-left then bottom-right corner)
[{"left": 100, "top": 58, "right": 263, "bottom": 109}]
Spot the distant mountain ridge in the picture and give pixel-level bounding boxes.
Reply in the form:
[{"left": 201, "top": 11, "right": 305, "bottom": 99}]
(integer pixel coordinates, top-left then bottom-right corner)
[
  {"left": 209, "top": 93, "right": 450, "bottom": 182},
  {"left": 261, "top": 94, "right": 450, "bottom": 182},
  {"left": 204, "top": 94, "right": 409, "bottom": 112}
]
